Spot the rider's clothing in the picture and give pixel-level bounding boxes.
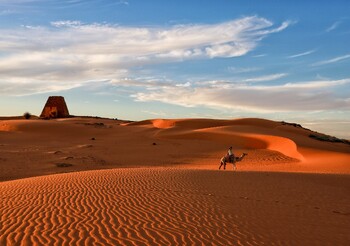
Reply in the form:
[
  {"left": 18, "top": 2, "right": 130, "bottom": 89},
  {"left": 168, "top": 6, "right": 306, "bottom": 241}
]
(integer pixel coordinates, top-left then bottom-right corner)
[{"left": 228, "top": 148, "right": 234, "bottom": 162}]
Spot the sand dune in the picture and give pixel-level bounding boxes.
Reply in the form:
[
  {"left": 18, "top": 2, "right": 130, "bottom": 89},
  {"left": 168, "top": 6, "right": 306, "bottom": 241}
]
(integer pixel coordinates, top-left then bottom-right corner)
[
  {"left": 1, "top": 117, "right": 349, "bottom": 182},
  {"left": 1, "top": 168, "right": 349, "bottom": 245},
  {"left": 1, "top": 117, "right": 350, "bottom": 245}
]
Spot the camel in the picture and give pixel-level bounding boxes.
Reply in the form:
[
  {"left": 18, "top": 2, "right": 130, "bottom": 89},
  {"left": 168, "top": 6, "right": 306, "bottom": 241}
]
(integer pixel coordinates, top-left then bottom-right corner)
[{"left": 219, "top": 153, "right": 247, "bottom": 171}]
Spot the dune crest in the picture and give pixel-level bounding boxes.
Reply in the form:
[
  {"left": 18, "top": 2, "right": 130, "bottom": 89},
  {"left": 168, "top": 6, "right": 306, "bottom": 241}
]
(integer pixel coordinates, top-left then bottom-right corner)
[
  {"left": 251, "top": 133, "right": 304, "bottom": 161},
  {"left": 152, "top": 119, "right": 177, "bottom": 129},
  {"left": 0, "top": 119, "right": 75, "bottom": 133},
  {"left": 146, "top": 119, "right": 304, "bottom": 161}
]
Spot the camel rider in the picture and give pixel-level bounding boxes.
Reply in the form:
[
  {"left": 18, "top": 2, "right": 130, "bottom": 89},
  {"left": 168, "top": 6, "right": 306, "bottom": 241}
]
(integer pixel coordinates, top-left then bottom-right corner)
[{"left": 228, "top": 146, "right": 234, "bottom": 162}]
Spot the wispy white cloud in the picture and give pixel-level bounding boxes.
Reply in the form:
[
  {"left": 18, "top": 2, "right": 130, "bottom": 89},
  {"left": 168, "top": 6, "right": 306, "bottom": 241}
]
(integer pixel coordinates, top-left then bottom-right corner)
[
  {"left": 287, "top": 49, "right": 316, "bottom": 58},
  {"left": 326, "top": 21, "right": 342, "bottom": 32},
  {"left": 0, "top": 16, "right": 290, "bottom": 95},
  {"left": 255, "top": 20, "right": 294, "bottom": 35},
  {"left": 279, "top": 79, "right": 350, "bottom": 89},
  {"left": 132, "top": 78, "right": 350, "bottom": 112},
  {"left": 252, "top": 54, "right": 266, "bottom": 58},
  {"left": 142, "top": 110, "right": 167, "bottom": 117},
  {"left": 50, "top": 20, "right": 82, "bottom": 27},
  {"left": 312, "top": 54, "right": 350, "bottom": 66},
  {"left": 116, "top": 0, "right": 129, "bottom": 5},
  {"left": 244, "top": 73, "right": 288, "bottom": 83},
  {"left": 175, "top": 82, "right": 191, "bottom": 87}
]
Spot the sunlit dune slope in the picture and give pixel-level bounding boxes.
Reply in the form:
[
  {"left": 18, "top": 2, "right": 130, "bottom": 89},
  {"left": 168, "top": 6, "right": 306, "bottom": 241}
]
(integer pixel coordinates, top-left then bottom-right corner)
[
  {"left": 1, "top": 117, "right": 349, "bottom": 181},
  {"left": 129, "top": 117, "right": 349, "bottom": 159},
  {"left": 1, "top": 168, "right": 349, "bottom": 245}
]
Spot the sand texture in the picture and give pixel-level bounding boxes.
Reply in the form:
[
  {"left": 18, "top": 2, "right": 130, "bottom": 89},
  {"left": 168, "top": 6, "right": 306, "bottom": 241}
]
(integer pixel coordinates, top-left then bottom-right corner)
[
  {"left": 1, "top": 117, "right": 350, "bottom": 245},
  {"left": 1, "top": 168, "right": 350, "bottom": 245}
]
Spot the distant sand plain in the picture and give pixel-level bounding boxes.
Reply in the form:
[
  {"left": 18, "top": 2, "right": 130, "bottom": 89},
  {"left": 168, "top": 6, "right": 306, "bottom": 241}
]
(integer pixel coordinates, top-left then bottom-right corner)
[{"left": 1, "top": 117, "right": 349, "bottom": 245}]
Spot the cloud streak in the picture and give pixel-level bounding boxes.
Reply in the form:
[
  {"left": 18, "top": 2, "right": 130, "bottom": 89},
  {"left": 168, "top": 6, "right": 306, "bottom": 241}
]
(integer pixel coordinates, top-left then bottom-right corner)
[
  {"left": 132, "top": 78, "right": 350, "bottom": 112},
  {"left": 312, "top": 54, "right": 350, "bottom": 66},
  {"left": 326, "top": 21, "right": 342, "bottom": 32},
  {"left": 287, "top": 49, "right": 316, "bottom": 58},
  {"left": 0, "top": 16, "right": 289, "bottom": 95},
  {"left": 244, "top": 73, "right": 288, "bottom": 83},
  {"left": 228, "top": 66, "right": 261, "bottom": 74}
]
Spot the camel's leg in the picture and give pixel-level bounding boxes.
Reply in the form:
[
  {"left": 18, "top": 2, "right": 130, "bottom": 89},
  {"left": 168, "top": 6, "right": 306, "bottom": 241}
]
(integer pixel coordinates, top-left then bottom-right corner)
[
  {"left": 219, "top": 161, "right": 223, "bottom": 169},
  {"left": 233, "top": 162, "right": 236, "bottom": 171}
]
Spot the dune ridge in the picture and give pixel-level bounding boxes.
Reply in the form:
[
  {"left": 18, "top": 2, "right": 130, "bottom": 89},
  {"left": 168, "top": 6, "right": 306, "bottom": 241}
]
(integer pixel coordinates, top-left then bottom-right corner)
[{"left": 1, "top": 117, "right": 350, "bottom": 182}]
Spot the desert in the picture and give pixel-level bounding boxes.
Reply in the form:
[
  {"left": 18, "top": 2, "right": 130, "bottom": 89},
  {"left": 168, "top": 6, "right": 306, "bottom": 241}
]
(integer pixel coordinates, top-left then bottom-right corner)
[
  {"left": 2, "top": 1, "right": 350, "bottom": 245},
  {"left": 1, "top": 116, "right": 349, "bottom": 245}
]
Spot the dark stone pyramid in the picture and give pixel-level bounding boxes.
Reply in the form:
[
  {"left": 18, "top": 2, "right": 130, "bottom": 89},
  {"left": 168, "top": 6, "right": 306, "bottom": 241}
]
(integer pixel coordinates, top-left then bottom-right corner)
[{"left": 40, "top": 96, "right": 70, "bottom": 118}]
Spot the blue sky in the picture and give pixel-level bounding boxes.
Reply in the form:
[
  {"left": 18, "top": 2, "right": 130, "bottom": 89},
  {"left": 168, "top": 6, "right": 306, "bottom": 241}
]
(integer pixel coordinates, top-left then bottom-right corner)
[{"left": 0, "top": 0, "right": 349, "bottom": 139}]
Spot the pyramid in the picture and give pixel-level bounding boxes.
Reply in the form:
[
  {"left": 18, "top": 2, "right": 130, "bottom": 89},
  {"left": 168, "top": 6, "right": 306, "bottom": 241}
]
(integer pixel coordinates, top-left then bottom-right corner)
[{"left": 40, "top": 96, "right": 70, "bottom": 118}]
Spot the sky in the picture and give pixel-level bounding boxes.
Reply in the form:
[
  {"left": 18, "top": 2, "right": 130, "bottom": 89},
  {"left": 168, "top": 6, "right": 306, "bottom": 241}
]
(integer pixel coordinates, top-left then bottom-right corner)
[{"left": 0, "top": 0, "right": 349, "bottom": 139}]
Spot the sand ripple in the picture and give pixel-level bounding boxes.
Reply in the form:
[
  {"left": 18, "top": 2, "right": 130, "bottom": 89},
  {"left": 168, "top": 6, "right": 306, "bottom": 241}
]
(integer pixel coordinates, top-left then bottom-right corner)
[
  {"left": 1, "top": 168, "right": 350, "bottom": 245},
  {"left": 1, "top": 168, "right": 243, "bottom": 246}
]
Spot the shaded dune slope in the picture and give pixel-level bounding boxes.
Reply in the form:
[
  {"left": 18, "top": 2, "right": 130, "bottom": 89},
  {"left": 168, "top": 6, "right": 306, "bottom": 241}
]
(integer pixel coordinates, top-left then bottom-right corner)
[
  {"left": 129, "top": 118, "right": 311, "bottom": 161},
  {"left": 128, "top": 118, "right": 350, "bottom": 172}
]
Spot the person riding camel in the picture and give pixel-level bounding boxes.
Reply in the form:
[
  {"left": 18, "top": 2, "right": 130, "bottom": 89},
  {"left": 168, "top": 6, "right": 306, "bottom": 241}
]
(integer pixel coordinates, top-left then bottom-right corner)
[{"left": 228, "top": 146, "right": 234, "bottom": 163}]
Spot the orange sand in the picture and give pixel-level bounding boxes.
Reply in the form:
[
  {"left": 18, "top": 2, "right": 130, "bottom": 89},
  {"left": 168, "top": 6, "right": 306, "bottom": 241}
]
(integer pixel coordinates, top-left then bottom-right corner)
[{"left": 1, "top": 117, "right": 349, "bottom": 245}]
